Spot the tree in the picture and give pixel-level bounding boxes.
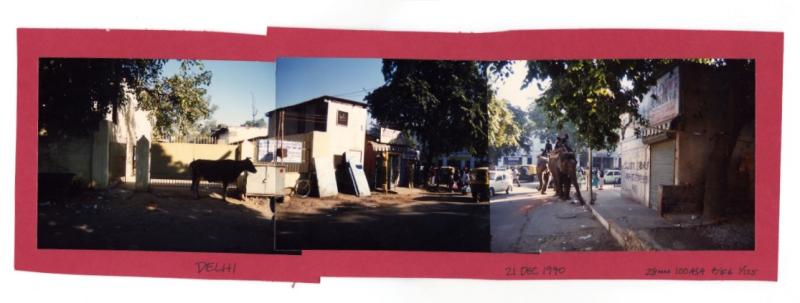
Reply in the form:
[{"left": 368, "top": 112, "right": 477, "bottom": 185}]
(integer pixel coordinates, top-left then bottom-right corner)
[
  {"left": 488, "top": 98, "right": 522, "bottom": 158},
  {"left": 198, "top": 120, "right": 218, "bottom": 136},
  {"left": 524, "top": 59, "right": 754, "bottom": 218},
  {"left": 507, "top": 104, "right": 534, "bottom": 153},
  {"left": 138, "top": 60, "right": 213, "bottom": 139},
  {"left": 526, "top": 100, "right": 586, "bottom": 153},
  {"left": 38, "top": 58, "right": 165, "bottom": 138},
  {"left": 241, "top": 118, "right": 267, "bottom": 128},
  {"left": 365, "top": 60, "right": 498, "bottom": 166},
  {"left": 524, "top": 59, "right": 682, "bottom": 150}
]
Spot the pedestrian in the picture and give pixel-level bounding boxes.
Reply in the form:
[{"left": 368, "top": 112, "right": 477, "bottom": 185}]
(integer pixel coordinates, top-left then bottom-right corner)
[
  {"left": 512, "top": 167, "right": 521, "bottom": 187},
  {"left": 454, "top": 168, "right": 461, "bottom": 190},
  {"left": 599, "top": 169, "right": 605, "bottom": 190},
  {"left": 429, "top": 166, "right": 437, "bottom": 191}
]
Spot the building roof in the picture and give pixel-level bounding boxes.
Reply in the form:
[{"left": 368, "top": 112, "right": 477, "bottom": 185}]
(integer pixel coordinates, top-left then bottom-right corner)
[{"left": 266, "top": 95, "right": 367, "bottom": 117}]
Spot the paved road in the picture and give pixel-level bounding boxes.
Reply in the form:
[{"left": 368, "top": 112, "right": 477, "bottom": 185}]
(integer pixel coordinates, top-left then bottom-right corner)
[{"left": 490, "top": 182, "right": 622, "bottom": 253}]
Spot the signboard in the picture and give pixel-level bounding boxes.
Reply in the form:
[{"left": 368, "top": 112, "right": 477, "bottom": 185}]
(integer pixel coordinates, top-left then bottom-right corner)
[
  {"left": 256, "top": 139, "right": 303, "bottom": 163},
  {"left": 639, "top": 66, "right": 680, "bottom": 125},
  {"left": 504, "top": 156, "right": 523, "bottom": 166},
  {"left": 379, "top": 127, "right": 402, "bottom": 143},
  {"left": 402, "top": 150, "right": 419, "bottom": 160}
]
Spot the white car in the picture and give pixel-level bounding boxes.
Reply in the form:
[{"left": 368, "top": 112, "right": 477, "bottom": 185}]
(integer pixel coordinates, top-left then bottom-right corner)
[
  {"left": 489, "top": 170, "right": 513, "bottom": 196},
  {"left": 603, "top": 169, "right": 621, "bottom": 184}
]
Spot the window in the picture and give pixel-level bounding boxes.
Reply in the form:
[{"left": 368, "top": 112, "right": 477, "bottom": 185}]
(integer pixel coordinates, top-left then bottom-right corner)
[{"left": 337, "top": 110, "right": 349, "bottom": 126}]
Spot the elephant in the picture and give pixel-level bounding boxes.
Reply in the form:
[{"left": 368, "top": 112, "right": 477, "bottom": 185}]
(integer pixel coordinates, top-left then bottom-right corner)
[
  {"left": 547, "top": 148, "right": 586, "bottom": 204},
  {"left": 536, "top": 156, "right": 550, "bottom": 194}
]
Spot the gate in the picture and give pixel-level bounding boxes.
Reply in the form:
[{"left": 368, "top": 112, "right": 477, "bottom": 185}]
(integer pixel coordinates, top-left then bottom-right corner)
[{"left": 147, "top": 140, "right": 239, "bottom": 189}]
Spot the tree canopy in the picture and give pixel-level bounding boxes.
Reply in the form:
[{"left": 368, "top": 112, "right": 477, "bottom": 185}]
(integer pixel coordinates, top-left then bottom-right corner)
[
  {"left": 138, "top": 60, "right": 213, "bottom": 139},
  {"left": 488, "top": 98, "right": 522, "bottom": 157},
  {"left": 39, "top": 59, "right": 215, "bottom": 140},
  {"left": 241, "top": 118, "right": 267, "bottom": 128},
  {"left": 523, "top": 59, "right": 751, "bottom": 152},
  {"left": 38, "top": 58, "right": 164, "bottom": 137},
  {"left": 366, "top": 60, "right": 498, "bottom": 161}
]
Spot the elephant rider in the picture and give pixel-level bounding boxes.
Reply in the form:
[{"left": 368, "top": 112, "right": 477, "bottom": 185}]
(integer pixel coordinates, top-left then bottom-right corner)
[
  {"left": 555, "top": 133, "right": 573, "bottom": 152},
  {"left": 544, "top": 139, "right": 553, "bottom": 154}
]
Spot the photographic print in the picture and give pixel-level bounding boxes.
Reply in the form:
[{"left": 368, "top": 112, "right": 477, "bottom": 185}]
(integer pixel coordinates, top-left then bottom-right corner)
[
  {"left": 36, "top": 58, "right": 283, "bottom": 254},
  {"left": 490, "top": 59, "right": 755, "bottom": 252},
  {"left": 16, "top": 27, "right": 781, "bottom": 282},
  {"left": 272, "top": 58, "right": 493, "bottom": 252}
]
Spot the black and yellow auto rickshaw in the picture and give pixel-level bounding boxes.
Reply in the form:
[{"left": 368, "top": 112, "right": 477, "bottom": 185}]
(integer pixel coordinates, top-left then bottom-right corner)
[
  {"left": 435, "top": 166, "right": 456, "bottom": 192},
  {"left": 468, "top": 167, "right": 490, "bottom": 203}
]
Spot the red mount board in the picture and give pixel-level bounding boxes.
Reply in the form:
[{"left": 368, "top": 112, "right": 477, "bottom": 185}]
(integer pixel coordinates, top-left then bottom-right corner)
[{"left": 16, "top": 27, "right": 783, "bottom": 282}]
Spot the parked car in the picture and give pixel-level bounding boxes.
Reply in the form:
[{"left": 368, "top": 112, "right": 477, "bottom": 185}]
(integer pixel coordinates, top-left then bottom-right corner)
[
  {"left": 490, "top": 169, "right": 513, "bottom": 196},
  {"left": 603, "top": 169, "right": 621, "bottom": 184}
]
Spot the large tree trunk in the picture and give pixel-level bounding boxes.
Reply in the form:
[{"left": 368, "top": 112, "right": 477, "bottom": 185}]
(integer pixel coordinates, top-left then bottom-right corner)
[
  {"left": 702, "top": 61, "right": 754, "bottom": 218},
  {"left": 702, "top": 131, "right": 740, "bottom": 218}
]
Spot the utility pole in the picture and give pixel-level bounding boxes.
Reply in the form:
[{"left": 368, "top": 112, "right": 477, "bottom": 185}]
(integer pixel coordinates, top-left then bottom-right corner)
[{"left": 588, "top": 147, "right": 593, "bottom": 203}]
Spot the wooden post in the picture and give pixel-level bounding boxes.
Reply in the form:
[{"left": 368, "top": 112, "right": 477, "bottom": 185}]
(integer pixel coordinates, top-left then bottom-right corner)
[
  {"left": 383, "top": 151, "right": 389, "bottom": 193},
  {"left": 91, "top": 120, "right": 111, "bottom": 189}
]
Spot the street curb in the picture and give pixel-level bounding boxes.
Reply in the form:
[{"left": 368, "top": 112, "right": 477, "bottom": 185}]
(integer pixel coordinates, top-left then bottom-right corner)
[{"left": 586, "top": 202, "right": 661, "bottom": 251}]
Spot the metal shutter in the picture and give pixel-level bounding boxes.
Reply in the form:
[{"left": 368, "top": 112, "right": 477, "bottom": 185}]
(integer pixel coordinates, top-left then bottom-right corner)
[{"left": 649, "top": 139, "right": 675, "bottom": 210}]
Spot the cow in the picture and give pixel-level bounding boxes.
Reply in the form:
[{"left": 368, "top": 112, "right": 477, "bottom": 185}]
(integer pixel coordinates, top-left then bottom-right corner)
[{"left": 189, "top": 158, "right": 257, "bottom": 202}]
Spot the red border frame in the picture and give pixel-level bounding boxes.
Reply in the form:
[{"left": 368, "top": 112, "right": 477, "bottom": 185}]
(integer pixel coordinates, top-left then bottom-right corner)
[{"left": 16, "top": 28, "right": 783, "bottom": 282}]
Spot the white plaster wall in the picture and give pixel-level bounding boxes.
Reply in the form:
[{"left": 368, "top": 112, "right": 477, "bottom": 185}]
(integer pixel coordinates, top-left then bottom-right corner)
[
  {"left": 619, "top": 114, "right": 650, "bottom": 205},
  {"left": 325, "top": 100, "right": 367, "bottom": 164}
]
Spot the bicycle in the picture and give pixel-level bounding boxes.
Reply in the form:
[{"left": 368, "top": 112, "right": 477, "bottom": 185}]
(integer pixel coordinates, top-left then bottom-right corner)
[{"left": 290, "top": 171, "right": 314, "bottom": 198}]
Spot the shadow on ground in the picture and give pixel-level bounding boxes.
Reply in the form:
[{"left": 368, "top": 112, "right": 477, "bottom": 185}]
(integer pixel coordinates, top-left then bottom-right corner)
[
  {"left": 38, "top": 184, "right": 280, "bottom": 254},
  {"left": 275, "top": 191, "right": 490, "bottom": 252}
]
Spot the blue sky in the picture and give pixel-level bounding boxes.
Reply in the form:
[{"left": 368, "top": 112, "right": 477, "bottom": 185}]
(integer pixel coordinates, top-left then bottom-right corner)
[
  {"left": 163, "top": 58, "right": 542, "bottom": 127},
  {"left": 162, "top": 60, "right": 275, "bottom": 126},
  {"left": 276, "top": 58, "right": 543, "bottom": 110},
  {"left": 276, "top": 58, "right": 385, "bottom": 108}
]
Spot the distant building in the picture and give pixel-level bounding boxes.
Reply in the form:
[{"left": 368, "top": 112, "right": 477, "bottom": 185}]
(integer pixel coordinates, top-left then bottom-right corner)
[
  {"left": 364, "top": 127, "right": 420, "bottom": 191},
  {"left": 212, "top": 126, "right": 268, "bottom": 145}
]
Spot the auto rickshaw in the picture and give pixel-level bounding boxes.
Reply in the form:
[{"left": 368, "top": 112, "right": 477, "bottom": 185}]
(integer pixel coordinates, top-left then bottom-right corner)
[
  {"left": 435, "top": 166, "right": 456, "bottom": 192},
  {"left": 468, "top": 167, "right": 490, "bottom": 203}
]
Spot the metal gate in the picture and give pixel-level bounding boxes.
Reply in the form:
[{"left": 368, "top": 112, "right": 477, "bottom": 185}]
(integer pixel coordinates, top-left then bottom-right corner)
[{"left": 649, "top": 139, "right": 675, "bottom": 210}]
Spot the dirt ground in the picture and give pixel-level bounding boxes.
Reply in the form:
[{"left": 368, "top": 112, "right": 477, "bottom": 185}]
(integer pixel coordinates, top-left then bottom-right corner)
[
  {"left": 275, "top": 188, "right": 491, "bottom": 252},
  {"left": 646, "top": 218, "right": 755, "bottom": 250},
  {"left": 38, "top": 183, "right": 277, "bottom": 253}
]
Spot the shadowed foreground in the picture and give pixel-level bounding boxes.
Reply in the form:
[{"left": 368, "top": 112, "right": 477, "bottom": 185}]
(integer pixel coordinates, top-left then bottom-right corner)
[
  {"left": 38, "top": 185, "right": 278, "bottom": 254},
  {"left": 275, "top": 190, "right": 490, "bottom": 252}
]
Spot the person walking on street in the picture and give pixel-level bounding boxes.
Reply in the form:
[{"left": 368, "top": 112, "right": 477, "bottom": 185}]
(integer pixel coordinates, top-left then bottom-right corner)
[
  {"left": 461, "top": 167, "right": 470, "bottom": 192},
  {"left": 598, "top": 169, "right": 604, "bottom": 190},
  {"left": 512, "top": 167, "right": 521, "bottom": 187}
]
